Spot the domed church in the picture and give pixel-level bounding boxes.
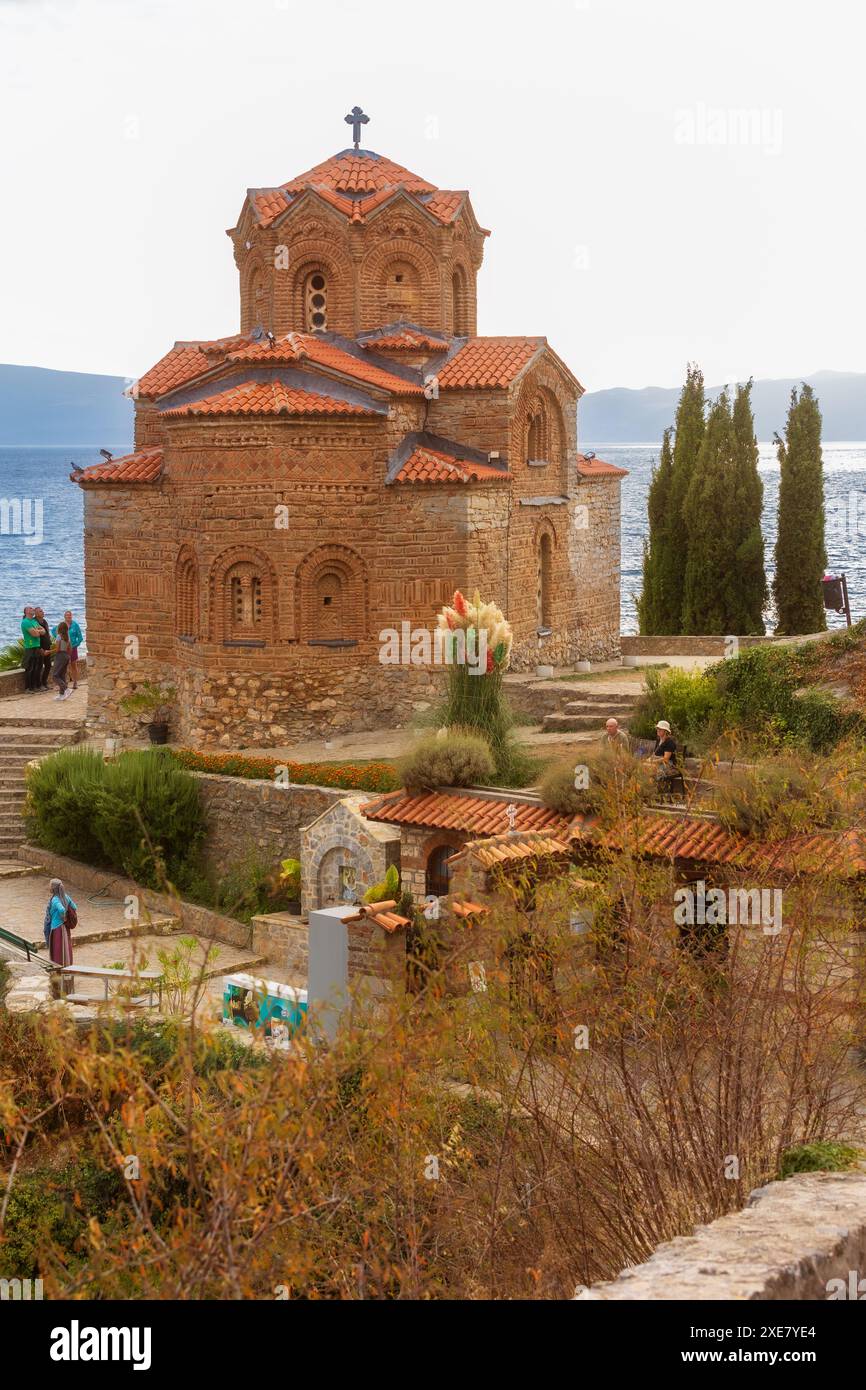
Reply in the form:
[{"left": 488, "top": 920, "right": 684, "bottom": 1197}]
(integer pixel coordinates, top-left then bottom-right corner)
[{"left": 74, "top": 110, "right": 625, "bottom": 748}]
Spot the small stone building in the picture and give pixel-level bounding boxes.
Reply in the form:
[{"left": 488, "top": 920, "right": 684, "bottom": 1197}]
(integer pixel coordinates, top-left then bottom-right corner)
[
  {"left": 300, "top": 793, "right": 400, "bottom": 918},
  {"left": 72, "top": 113, "right": 626, "bottom": 749}
]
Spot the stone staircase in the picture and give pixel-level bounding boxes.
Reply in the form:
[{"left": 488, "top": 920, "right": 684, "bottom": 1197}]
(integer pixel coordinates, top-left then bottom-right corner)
[
  {"left": 0, "top": 718, "right": 84, "bottom": 858},
  {"left": 542, "top": 686, "right": 643, "bottom": 735}
]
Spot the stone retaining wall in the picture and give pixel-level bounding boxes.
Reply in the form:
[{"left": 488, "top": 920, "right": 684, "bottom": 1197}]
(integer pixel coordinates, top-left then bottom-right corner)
[
  {"left": 575, "top": 1170, "right": 866, "bottom": 1300},
  {"left": 192, "top": 772, "right": 345, "bottom": 875},
  {"left": 0, "top": 662, "right": 88, "bottom": 698}
]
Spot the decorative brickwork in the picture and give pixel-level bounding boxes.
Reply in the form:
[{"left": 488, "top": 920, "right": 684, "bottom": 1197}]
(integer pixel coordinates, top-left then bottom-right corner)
[{"left": 77, "top": 135, "right": 624, "bottom": 746}]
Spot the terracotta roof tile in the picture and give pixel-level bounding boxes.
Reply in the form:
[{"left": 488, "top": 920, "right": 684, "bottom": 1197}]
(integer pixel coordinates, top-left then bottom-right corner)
[
  {"left": 250, "top": 151, "right": 472, "bottom": 231},
  {"left": 577, "top": 454, "right": 629, "bottom": 480},
  {"left": 393, "top": 444, "right": 508, "bottom": 485},
  {"left": 343, "top": 900, "right": 410, "bottom": 934},
  {"left": 457, "top": 831, "right": 572, "bottom": 870},
  {"left": 227, "top": 332, "right": 423, "bottom": 395},
  {"left": 361, "top": 328, "right": 450, "bottom": 352},
  {"left": 570, "top": 813, "right": 866, "bottom": 879},
  {"left": 162, "top": 381, "right": 380, "bottom": 420},
  {"left": 72, "top": 448, "right": 163, "bottom": 486},
  {"left": 362, "top": 790, "right": 570, "bottom": 838},
  {"left": 436, "top": 338, "right": 544, "bottom": 390},
  {"left": 136, "top": 336, "right": 248, "bottom": 398}
]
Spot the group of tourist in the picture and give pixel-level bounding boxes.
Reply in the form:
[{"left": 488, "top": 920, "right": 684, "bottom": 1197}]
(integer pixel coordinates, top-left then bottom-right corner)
[
  {"left": 20, "top": 607, "right": 83, "bottom": 700},
  {"left": 602, "top": 715, "right": 680, "bottom": 782}
]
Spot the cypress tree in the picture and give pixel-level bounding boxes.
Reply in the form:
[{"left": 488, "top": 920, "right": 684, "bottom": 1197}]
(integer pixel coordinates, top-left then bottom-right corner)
[
  {"left": 729, "top": 380, "right": 768, "bottom": 634},
  {"left": 682, "top": 391, "right": 739, "bottom": 633},
  {"left": 773, "top": 385, "right": 827, "bottom": 634},
  {"left": 637, "top": 427, "right": 674, "bottom": 634},
  {"left": 665, "top": 363, "right": 706, "bottom": 630}
]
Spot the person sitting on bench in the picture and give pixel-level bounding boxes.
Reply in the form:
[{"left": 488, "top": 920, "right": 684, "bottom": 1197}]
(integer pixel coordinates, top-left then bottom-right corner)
[{"left": 648, "top": 720, "right": 680, "bottom": 782}]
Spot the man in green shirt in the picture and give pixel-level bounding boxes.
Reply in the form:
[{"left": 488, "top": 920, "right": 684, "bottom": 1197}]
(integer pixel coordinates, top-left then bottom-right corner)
[{"left": 21, "top": 607, "right": 44, "bottom": 692}]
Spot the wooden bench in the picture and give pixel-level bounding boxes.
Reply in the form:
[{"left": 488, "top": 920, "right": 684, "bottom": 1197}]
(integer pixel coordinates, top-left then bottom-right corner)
[{"left": 55, "top": 964, "right": 164, "bottom": 1009}]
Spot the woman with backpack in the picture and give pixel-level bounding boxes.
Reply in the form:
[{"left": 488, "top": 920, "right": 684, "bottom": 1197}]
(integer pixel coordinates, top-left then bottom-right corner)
[{"left": 45, "top": 878, "right": 77, "bottom": 988}]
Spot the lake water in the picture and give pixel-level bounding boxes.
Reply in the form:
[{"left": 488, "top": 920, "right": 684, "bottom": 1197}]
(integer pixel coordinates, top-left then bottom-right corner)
[{"left": 0, "top": 442, "right": 863, "bottom": 648}]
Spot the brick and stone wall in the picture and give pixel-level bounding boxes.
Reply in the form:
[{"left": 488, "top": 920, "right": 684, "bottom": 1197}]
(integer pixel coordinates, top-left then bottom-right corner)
[{"left": 300, "top": 796, "right": 400, "bottom": 918}]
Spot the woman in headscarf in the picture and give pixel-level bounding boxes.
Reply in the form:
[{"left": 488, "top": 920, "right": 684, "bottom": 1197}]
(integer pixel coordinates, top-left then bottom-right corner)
[{"left": 46, "top": 878, "right": 76, "bottom": 984}]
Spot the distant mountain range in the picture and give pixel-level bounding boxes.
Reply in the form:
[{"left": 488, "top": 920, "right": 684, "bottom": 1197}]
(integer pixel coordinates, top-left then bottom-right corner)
[
  {"left": 0, "top": 362, "right": 864, "bottom": 448},
  {"left": 0, "top": 364, "right": 133, "bottom": 447},
  {"left": 580, "top": 369, "right": 866, "bottom": 444}
]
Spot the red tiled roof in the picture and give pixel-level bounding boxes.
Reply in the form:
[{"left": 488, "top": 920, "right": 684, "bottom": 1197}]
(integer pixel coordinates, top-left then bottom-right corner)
[
  {"left": 393, "top": 444, "right": 508, "bottom": 485},
  {"left": 363, "top": 791, "right": 571, "bottom": 838},
  {"left": 136, "top": 336, "right": 248, "bottom": 398},
  {"left": 577, "top": 454, "right": 629, "bottom": 480},
  {"left": 457, "top": 831, "right": 572, "bottom": 869},
  {"left": 248, "top": 150, "right": 476, "bottom": 231},
  {"left": 572, "top": 813, "right": 866, "bottom": 879},
  {"left": 72, "top": 448, "right": 164, "bottom": 486},
  {"left": 162, "top": 381, "right": 379, "bottom": 420},
  {"left": 436, "top": 338, "right": 544, "bottom": 389},
  {"left": 226, "top": 333, "right": 423, "bottom": 395},
  {"left": 361, "top": 328, "right": 450, "bottom": 352}
]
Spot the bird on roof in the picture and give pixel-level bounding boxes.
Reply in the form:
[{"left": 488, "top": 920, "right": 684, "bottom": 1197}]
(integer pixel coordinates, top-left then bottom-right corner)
[{"left": 99, "top": 449, "right": 113, "bottom": 462}]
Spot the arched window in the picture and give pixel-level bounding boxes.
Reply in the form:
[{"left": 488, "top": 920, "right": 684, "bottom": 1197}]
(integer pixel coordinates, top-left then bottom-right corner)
[
  {"left": 426, "top": 845, "right": 455, "bottom": 898},
  {"left": 527, "top": 410, "right": 547, "bottom": 463},
  {"left": 383, "top": 259, "right": 421, "bottom": 321},
  {"left": 538, "top": 531, "right": 553, "bottom": 630},
  {"left": 304, "top": 269, "right": 328, "bottom": 331},
  {"left": 175, "top": 551, "right": 198, "bottom": 641},
  {"left": 451, "top": 266, "right": 469, "bottom": 335},
  {"left": 225, "top": 562, "right": 264, "bottom": 641},
  {"left": 296, "top": 544, "right": 367, "bottom": 644},
  {"left": 248, "top": 269, "right": 268, "bottom": 330}
]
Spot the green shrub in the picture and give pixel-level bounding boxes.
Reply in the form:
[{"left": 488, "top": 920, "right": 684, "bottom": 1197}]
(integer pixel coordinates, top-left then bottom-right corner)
[
  {"left": 25, "top": 747, "right": 205, "bottom": 889},
  {"left": 0, "top": 638, "right": 26, "bottom": 672},
  {"left": 0, "top": 1158, "right": 126, "bottom": 1279},
  {"left": 399, "top": 730, "right": 496, "bottom": 792},
  {"left": 540, "top": 751, "right": 653, "bottom": 818},
  {"left": 715, "top": 758, "right": 841, "bottom": 837},
  {"left": 364, "top": 864, "right": 400, "bottom": 904},
  {"left": 778, "top": 1141, "right": 861, "bottom": 1180},
  {"left": 90, "top": 751, "right": 206, "bottom": 889},
  {"left": 708, "top": 646, "right": 862, "bottom": 752},
  {"left": 24, "top": 746, "right": 110, "bottom": 864},
  {"left": 629, "top": 667, "right": 722, "bottom": 744}
]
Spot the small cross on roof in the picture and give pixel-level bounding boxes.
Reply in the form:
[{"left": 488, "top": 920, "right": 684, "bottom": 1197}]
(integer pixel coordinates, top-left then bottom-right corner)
[{"left": 345, "top": 105, "right": 370, "bottom": 149}]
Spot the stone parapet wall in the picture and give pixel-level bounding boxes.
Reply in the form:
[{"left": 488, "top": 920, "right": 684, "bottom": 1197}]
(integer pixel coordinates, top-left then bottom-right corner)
[
  {"left": 621, "top": 633, "right": 829, "bottom": 658},
  {"left": 575, "top": 1171, "right": 866, "bottom": 1300}
]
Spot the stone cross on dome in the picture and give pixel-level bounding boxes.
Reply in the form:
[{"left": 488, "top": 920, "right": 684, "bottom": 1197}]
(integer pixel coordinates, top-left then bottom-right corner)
[{"left": 344, "top": 105, "right": 370, "bottom": 149}]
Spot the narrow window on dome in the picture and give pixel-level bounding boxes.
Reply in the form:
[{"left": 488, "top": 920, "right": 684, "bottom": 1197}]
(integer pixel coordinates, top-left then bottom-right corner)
[{"left": 305, "top": 272, "right": 328, "bottom": 331}]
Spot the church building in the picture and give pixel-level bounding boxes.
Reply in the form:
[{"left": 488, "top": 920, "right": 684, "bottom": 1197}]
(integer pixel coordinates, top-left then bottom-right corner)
[{"left": 74, "top": 111, "right": 626, "bottom": 748}]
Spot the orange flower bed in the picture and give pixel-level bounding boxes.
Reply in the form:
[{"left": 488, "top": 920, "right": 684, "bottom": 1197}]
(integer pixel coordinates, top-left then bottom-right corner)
[{"left": 169, "top": 748, "right": 399, "bottom": 794}]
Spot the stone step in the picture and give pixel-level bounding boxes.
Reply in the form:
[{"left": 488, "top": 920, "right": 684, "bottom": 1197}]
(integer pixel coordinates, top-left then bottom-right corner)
[
  {"left": 559, "top": 689, "right": 642, "bottom": 707},
  {"left": 0, "top": 728, "right": 78, "bottom": 742},
  {"left": 0, "top": 715, "right": 84, "bottom": 731},
  {"left": 0, "top": 861, "right": 39, "bottom": 880},
  {"left": 562, "top": 699, "right": 637, "bottom": 717}
]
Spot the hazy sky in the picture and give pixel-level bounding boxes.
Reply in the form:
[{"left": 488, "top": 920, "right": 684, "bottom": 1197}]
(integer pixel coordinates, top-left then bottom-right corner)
[{"left": 2, "top": 0, "right": 865, "bottom": 391}]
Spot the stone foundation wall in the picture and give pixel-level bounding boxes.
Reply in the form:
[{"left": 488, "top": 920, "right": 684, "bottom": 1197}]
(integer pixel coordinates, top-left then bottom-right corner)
[
  {"left": 193, "top": 772, "right": 344, "bottom": 874},
  {"left": 575, "top": 1171, "right": 866, "bottom": 1300},
  {"left": 251, "top": 912, "right": 309, "bottom": 979}
]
